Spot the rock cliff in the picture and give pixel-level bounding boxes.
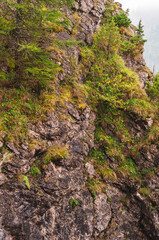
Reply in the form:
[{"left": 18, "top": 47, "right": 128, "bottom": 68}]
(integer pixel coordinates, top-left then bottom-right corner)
[{"left": 0, "top": 1, "right": 158, "bottom": 240}]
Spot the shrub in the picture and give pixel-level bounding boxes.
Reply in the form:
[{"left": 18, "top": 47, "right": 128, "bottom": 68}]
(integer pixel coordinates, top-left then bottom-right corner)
[
  {"left": 113, "top": 13, "right": 131, "bottom": 28},
  {"left": 120, "top": 36, "right": 146, "bottom": 56},
  {"left": 93, "top": 20, "right": 121, "bottom": 59},
  {"left": 147, "top": 73, "right": 159, "bottom": 102}
]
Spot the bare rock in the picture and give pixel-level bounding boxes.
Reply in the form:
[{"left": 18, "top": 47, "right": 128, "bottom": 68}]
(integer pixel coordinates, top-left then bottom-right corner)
[
  {"left": 0, "top": 173, "right": 7, "bottom": 185},
  {"left": 85, "top": 162, "right": 97, "bottom": 178},
  {"left": 146, "top": 117, "right": 153, "bottom": 127},
  {"left": 94, "top": 193, "right": 111, "bottom": 232},
  {"left": 66, "top": 102, "right": 80, "bottom": 120},
  {"left": 0, "top": 141, "right": 3, "bottom": 148},
  {"left": 6, "top": 142, "right": 20, "bottom": 155}
]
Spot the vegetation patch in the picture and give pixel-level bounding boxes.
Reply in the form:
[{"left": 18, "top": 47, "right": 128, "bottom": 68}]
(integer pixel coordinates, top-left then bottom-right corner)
[
  {"left": 43, "top": 145, "right": 69, "bottom": 165},
  {"left": 19, "top": 175, "right": 30, "bottom": 190}
]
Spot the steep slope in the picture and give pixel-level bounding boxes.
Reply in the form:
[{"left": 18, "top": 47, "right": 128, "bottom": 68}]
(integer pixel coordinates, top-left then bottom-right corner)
[{"left": 0, "top": 1, "right": 158, "bottom": 239}]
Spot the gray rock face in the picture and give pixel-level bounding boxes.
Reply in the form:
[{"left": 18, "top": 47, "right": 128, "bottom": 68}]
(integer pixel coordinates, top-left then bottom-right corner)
[
  {"left": 94, "top": 194, "right": 111, "bottom": 232},
  {"left": 0, "top": 173, "right": 7, "bottom": 185},
  {"left": 85, "top": 162, "right": 97, "bottom": 178},
  {"left": 0, "top": 1, "right": 158, "bottom": 240},
  {"left": 0, "top": 141, "right": 3, "bottom": 148},
  {"left": 122, "top": 55, "right": 153, "bottom": 88},
  {"left": 0, "top": 102, "right": 96, "bottom": 239},
  {"left": 73, "top": 0, "right": 107, "bottom": 44}
]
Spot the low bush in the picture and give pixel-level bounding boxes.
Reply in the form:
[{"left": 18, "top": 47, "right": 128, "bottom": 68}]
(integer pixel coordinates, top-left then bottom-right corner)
[{"left": 113, "top": 13, "right": 131, "bottom": 28}]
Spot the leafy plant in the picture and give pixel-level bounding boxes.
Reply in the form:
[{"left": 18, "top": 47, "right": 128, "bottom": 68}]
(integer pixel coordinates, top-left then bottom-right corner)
[
  {"left": 147, "top": 73, "right": 159, "bottom": 103},
  {"left": 19, "top": 175, "right": 30, "bottom": 190},
  {"left": 113, "top": 13, "right": 131, "bottom": 28},
  {"left": 107, "top": 197, "right": 112, "bottom": 202},
  {"left": 29, "top": 166, "right": 41, "bottom": 177},
  {"left": 93, "top": 20, "right": 121, "bottom": 59},
  {"left": 70, "top": 199, "right": 79, "bottom": 206},
  {"left": 0, "top": 0, "right": 73, "bottom": 91},
  {"left": 151, "top": 206, "right": 156, "bottom": 210},
  {"left": 86, "top": 178, "right": 103, "bottom": 199}
]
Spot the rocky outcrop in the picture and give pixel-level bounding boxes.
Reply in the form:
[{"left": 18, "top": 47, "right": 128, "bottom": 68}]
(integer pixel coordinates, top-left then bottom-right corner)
[
  {"left": 72, "top": 0, "right": 108, "bottom": 44},
  {"left": 123, "top": 55, "right": 153, "bottom": 88},
  {"left": 0, "top": 1, "right": 158, "bottom": 239}
]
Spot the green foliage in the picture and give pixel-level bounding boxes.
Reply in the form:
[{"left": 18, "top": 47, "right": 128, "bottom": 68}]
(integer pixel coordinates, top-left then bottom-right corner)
[
  {"left": 19, "top": 175, "right": 30, "bottom": 189},
  {"left": 139, "top": 187, "right": 151, "bottom": 197},
  {"left": 136, "top": 20, "right": 144, "bottom": 38},
  {"left": 86, "top": 178, "right": 102, "bottom": 199},
  {"left": 81, "top": 12, "right": 157, "bottom": 188},
  {"left": 151, "top": 206, "right": 156, "bottom": 210},
  {"left": 113, "top": 13, "right": 131, "bottom": 28},
  {"left": 0, "top": 87, "right": 48, "bottom": 142},
  {"left": 121, "top": 36, "right": 146, "bottom": 56},
  {"left": 93, "top": 20, "right": 121, "bottom": 59},
  {"left": 29, "top": 166, "right": 41, "bottom": 177},
  {"left": 0, "top": 0, "right": 73, "bottom": 91},
  {"left": 118, "top": 157, "right": 140, "bottom": 179},
  {"left": 141, "top": 167, "right": 155, "bottom": 177},
  {"left": 70, "top": 199, "right": 79, "bottom": 206},
  {"left": 120, "top": 20, "right": 146, "bottom": 57},
  {"left": 44, "top": 145, "right": 69, "bottom": 164},
  {"left": 102, "top": 1, "right": 117, "bottom": 24},
  {"left": 147, "top": 73, "right": 159, "bottom": 103},
  {"left": 89, "top": 148, "right": 105, "bottom": 165},
  {"left": 107, "top": 197, "right": 112, "bottom": 202},
  {"left": 81, "top": 18, "right": 154, "bottom": 117}
]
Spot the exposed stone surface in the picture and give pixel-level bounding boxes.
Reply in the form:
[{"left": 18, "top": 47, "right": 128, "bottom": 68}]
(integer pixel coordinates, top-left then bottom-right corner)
[
  {"left": 72, "top": 0, "right": 107, "bottom": 44},
  {"left": 94, "top": 194, "right": 111, "bottom": 232},
  {"left": 122, "top": 55, "right": 153, "bottom": 88},
  {"left": 0, "top": 1, "right": 158, "bottom": 239},
  {"left": 0, "top": 173, "right": 7, "bottom": 186},
  {"left": 85, "top": 162, "right": 97, "bottom": 178},
  {"left": 0, "top": 102, "right": 96, "bottom": 239},
  {"left": 0, "top": 141, "right": 3, "bottom": 148}
]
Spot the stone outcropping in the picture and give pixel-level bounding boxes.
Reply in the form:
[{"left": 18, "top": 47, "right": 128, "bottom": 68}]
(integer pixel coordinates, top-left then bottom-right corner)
[
  {"left": 0, "top": 1, "right": 158, "bottom": 239},
  {"left": 72, "top": 0, "right": 107, "bottom": 44}
]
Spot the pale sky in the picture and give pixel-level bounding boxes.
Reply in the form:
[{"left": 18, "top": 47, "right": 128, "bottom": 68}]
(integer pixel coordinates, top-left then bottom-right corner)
[
  {"left": 119, "top": 0, "right": 159, "bottom": 11},
  {"left": 119, "top": 0, "right": 159, "bottom": 25}
]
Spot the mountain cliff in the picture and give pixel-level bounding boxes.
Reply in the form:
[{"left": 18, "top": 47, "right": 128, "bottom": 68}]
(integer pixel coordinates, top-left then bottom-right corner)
[{"left": 0, "top": 1, "right": 158, "bottom": 239}]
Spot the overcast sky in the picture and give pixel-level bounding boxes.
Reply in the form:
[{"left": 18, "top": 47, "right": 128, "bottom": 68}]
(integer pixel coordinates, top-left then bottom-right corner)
[
  {"left": 119, "top": 0, "right": 159, "bottom": 26},
  {"left": 119, "top": 0, "right": 159, "bottom": 10}
]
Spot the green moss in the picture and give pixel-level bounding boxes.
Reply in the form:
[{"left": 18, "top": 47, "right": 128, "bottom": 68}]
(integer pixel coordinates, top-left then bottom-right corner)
[
  {"left": 139, "top": 187, "right": 151, "bottom": 197},
  {"left": 44, "top": 145, "right": 69, "bottom": 164},
  {"left": 29, "top": 166, "right": 41, "bottom": 177},
  {"left": 117, "top": 157, "right": 140, "bottom": 179}
]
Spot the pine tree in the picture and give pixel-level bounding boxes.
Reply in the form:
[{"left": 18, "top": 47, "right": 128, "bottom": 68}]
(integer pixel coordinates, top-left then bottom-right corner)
[
  {"left": 136, "top": 19, "right": 144, "bottom": 38},
  {"left": 0, "top": 0, "right": 73, "bottom": 91},
  {"left": 93, "top": 20, "right": 121, "bottom": 60}
]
